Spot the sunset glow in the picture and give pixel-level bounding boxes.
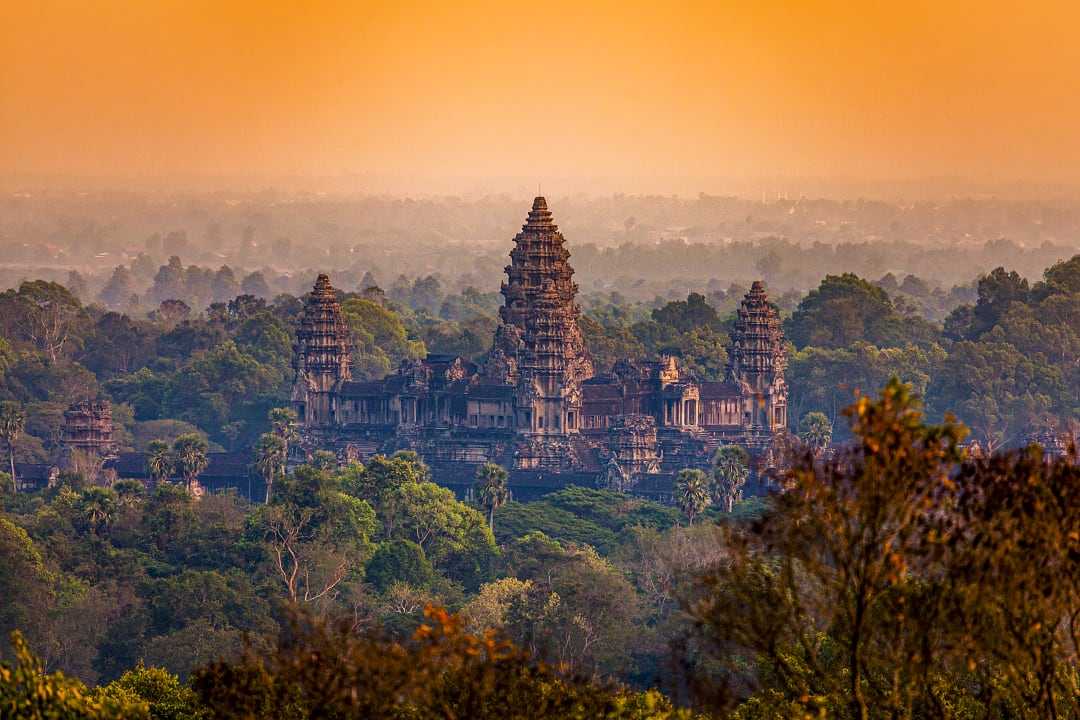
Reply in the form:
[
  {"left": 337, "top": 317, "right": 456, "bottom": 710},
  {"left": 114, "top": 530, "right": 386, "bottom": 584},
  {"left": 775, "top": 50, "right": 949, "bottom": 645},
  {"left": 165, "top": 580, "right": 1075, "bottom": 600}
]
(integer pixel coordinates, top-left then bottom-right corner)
[{"left": 4, "top": 1, "right": 1080, "bottom": 192}]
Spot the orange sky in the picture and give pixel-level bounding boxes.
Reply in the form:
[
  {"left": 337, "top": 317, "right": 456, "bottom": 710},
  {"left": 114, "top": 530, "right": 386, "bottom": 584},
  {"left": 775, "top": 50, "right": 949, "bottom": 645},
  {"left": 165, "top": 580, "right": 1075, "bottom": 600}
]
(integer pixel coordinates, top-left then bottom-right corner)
[{"left": 2, "top": 0, "right": 1079, "bottom": 193}]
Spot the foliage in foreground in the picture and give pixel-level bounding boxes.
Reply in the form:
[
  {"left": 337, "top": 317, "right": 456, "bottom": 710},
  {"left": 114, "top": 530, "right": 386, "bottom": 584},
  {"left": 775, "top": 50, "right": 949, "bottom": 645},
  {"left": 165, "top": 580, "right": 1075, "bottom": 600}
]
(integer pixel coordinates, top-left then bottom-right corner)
[
  {"left": 687, "top": 378, "right": 1080, "bottom": 719},
  {"left": 0, "top": 608, "right": 694, "bottom": 720}
]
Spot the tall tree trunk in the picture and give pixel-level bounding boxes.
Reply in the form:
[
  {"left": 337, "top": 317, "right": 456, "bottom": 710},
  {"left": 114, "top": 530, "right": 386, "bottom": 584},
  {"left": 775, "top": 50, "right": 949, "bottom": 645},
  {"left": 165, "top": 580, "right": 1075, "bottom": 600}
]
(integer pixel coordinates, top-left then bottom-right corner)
[
  {"left": 489, "top": 505, "right": 495, "bottom": 531},
  {"left": 8, "top": 444, "right": 15, "bottom": 493},
  {"left": 265, "top": 474, "right": 273, "bottom": 505}
]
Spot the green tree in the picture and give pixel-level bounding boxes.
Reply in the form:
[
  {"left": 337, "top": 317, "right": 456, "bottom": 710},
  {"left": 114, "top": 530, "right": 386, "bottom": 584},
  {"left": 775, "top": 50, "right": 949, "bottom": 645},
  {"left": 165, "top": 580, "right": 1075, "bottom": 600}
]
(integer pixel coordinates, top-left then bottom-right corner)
[
  {"left": 309, "top": 450, "right": 337, "bottom": 472},
  {"left": 191, "top": 606, "right": 690, "bottom": 720},
  {"left": 171, "top": 434, "right": 208, "bottom": 495},
  {"left": 254, "top": 432, "right": 286, "bottom": 505},
  {"left": 651, "top": 293, "right": 723, "bottom": 334},
  {"left": 0, "top": 519, "right": 54, "bottom": 653},
  {"left": 928, "top": 340, "right": 1063, "bottom": 452},
  {"left": 347, "top": 452, "right": 429, "bottom": 505},
  {"left": 98, "top": 664, "right": 203, "bottom": 720},
  {"left": 258, "top": 466, "right": 376, "bottom": 606},
  {"left": 798, "top": 411, "right": 833, "bottom": 455},
  {"left": 113, "top": 479, "right": 145, "bottom": 509},
  {"left": 690, "top": 379, "right": 969, "bottom": 718},
  {"left": 267, "top": 407, "right": 298, "bottom": 453},
  {"left": 365, "top": 539, "right": 436, "bottom": 593},
  {"left": 0, "top": 631, "right": 149, "bottom": 719},
  {"left": 79, "top": 487, "right": 118, "bottom": 536},
  {"left": 787, "top": 273, "right": 937, "bottom": 349},
  {"left": 0, "top": 402, "right": 25, "bottom": 493},
  {"left": 385, "top": 481, "right": 496, "bottom": 568},
  {"left": 972, "top": 266, "right": 1030, "bottom": 337},
  {"left": 711, "top": 445, "right": 749, "bottom": 513},
  {"left": 503, "top": 541, "right": 645, "bottom": 677},
  {"left": 340, "top": 298, "right": 426, "bottom": 380},
  {"left": 474, "top": 462, "right": 510, "bottom": 531},
  {"left": 675, "top": 469, "right": 710, "bottom": 526},
  {"left": 11, "top": 280, "right": 86, "bottom": 363},
  {"left": 146, "top": 439, "right": 173, "bottom": 485}
]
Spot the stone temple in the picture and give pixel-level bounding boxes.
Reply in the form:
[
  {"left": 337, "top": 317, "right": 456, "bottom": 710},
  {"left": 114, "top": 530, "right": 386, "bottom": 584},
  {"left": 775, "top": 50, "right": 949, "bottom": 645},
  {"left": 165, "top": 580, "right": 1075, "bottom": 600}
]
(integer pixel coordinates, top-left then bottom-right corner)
[{"left": 291, "top": 197, "right": 789, "bottom": 500}]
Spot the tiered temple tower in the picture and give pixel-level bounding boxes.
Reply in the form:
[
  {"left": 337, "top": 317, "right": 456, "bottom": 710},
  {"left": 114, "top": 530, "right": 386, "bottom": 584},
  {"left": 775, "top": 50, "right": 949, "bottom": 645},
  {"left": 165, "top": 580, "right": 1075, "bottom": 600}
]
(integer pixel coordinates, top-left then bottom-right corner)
[
  {"left": 726, "top": 281, "right": 788, "bottom": 440},
  {"left": 492, "top": 197, "right": 593, "bottom": 439},
  {"left": 61, "top": 399, "right": 117, "bottom": 458},
  {"left": 291, "top": 274, "right": 353, "bottom": 428}
]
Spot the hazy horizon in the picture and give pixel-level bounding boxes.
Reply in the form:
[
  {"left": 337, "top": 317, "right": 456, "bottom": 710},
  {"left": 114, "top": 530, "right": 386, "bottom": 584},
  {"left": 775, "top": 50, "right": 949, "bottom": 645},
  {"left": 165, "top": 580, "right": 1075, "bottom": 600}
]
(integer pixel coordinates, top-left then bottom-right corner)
[{"left": 4, "top": 1, "right": 1080, "bottom": 198}]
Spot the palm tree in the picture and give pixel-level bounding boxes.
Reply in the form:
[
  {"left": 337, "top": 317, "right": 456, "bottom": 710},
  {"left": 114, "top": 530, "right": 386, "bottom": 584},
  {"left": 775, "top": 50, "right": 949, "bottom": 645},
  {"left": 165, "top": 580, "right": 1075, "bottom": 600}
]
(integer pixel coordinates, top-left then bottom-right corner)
[
  {"left": 712, "top": 445, "right": 750, "bottom": 513},
  {"left": 172, "top": 433, "right": 209, "bottom": 496},
  {"left": 798, "top": 411, "right": 833, "bottom": 456},
  {"left": 255, "top": 432, "right": 287, "bottom": 505},
  {"left": 474, "top": 462, "right": 509, "bottom": 531},
  {"left": 0, "top": 402, "right": 25, "bottom": 493},
  {"left": 269, "top": 407, "right": 299, "bottom": 460},
  {"left": 80, "top": 487, "right": 117, "bottom": 535},
  {"left": 146, "top": 439, "right": 173, "bottom": 485},
  {"left": 675, "top": 468, "right": 711, "bottom": 526},
  {"left": 113, "top": 479, "right": 145, "bottom": 509}
]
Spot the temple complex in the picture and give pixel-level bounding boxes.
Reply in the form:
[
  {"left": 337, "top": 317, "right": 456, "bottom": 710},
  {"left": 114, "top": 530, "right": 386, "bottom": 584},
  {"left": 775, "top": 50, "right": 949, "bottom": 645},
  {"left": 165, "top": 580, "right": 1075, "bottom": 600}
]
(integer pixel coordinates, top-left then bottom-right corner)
[{"left": 290, "top": 197, "right": 789, "bottom": 497}]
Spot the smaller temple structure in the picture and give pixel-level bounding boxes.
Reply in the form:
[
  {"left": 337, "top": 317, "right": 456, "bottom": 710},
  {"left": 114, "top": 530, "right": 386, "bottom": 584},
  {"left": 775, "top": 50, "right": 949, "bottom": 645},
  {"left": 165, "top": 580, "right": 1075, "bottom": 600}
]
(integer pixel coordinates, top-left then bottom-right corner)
[{"left": 61, "top": 399, "right": 117, "bottom": 459}]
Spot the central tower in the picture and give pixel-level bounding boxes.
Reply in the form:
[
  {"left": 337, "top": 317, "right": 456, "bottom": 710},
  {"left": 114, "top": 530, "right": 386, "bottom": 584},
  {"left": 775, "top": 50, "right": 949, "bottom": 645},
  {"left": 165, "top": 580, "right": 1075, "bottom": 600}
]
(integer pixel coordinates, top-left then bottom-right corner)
[{"left": 487, "top": 197, "right": 593, "bottom": 463}]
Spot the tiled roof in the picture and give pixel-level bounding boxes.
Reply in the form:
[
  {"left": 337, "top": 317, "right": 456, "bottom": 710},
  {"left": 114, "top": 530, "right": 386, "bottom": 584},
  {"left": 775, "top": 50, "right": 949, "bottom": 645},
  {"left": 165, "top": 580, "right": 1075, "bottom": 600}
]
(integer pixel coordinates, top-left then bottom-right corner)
[
  {"left": 467, "top": 384, "right": 515, "bottom": 400},
  {"left": 13, "top": 463, "right": 57, "bottom": 483},
  {"left": 339, "top": 381, "right": 387, "bottom": 398},
  {"left": 108, "top": 451, "right": 255, "bottom": 481},
  {"left": 583, "top": 384, "right": 623, "bottom": 400},
  {"left": 699, "top": 382, "right": 740, "bottom": 399}
]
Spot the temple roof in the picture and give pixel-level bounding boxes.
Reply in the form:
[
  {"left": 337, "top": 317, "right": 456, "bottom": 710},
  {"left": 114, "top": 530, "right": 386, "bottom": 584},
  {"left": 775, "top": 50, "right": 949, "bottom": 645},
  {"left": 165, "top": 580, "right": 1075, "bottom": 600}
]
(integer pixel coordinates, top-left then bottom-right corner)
[
  {"left": 108, "top": 451, "right": 256, "bottom": 481},
  {"left": 467, "top": 384, "right": 516, "bottom": 400},
  {"left": 339, "top": 381, "right": 388, "bottom": 398},
  {"left": 699, "top": 381, "right": 741, "bottom": 399},
  {"left": 583, "top": 384, "right": 624, "bottom": 400}
]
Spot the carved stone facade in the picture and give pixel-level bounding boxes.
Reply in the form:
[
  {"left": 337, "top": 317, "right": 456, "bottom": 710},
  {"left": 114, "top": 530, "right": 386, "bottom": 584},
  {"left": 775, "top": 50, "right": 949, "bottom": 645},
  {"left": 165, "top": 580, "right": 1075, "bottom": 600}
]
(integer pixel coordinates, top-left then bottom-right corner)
[{"left": 291, "top": 197, "right": 789, "bottom": 494}]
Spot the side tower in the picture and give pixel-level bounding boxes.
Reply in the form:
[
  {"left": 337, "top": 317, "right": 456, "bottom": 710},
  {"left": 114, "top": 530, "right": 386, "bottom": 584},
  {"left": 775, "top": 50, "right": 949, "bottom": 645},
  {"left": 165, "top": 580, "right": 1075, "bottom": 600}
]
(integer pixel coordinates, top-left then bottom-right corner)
[
  {"left": 491, "top": 196, "right": 593, "bottom": 438},
  {"left": 292, "top": 274, "right": 353, "bottom": 428},
  {"left": 61, "top": 399, "right": 117, "bottom": 459},
  {"left": 726, "top": 281, "right": 788, "bottom": 440}
]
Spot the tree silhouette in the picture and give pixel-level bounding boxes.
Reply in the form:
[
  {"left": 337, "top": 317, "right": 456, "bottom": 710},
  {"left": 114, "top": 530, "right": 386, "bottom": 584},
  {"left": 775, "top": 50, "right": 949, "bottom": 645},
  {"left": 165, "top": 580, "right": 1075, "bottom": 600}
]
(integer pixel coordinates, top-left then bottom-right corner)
[
  {"left": 172, "top": 433, "right": 209, "bottom": 496},
  {"left": 146, "top": 439, "right": 173, "bottom": 485},
  {"left": 255, "top": 432, "right": 287, "bottom": 505},
  {"left": 474, "top": 462, "right": 509, "bottom": 531},
  {"left": 798, "top": 411, "right": 833, "bottom": 455},
  {"left": 269, "top": 407, "right": 298, "bottom": 454},
  {"left": 675, "top": 468, "right": 711, "bottom": 526},
  {"left": 0, "top": 402, "right": 25, "bottom": 493},
  {"left": 712, "top": 445, "right": 749, "bottom": 512}
]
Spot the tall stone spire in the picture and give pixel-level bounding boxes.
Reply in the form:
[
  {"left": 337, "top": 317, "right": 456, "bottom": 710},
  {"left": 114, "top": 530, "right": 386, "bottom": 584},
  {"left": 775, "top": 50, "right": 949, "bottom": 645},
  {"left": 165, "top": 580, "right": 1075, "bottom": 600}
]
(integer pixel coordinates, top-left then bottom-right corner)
[
  {"left": 292, "top": 274, "right": 352, "bottom": 427},
  {"left": 499, "top": 197, "right": 592, "bottom": 383},
  {"left": 727, "top": 281, "right": 787, "bottom": 432},
  {"left": 61, "top": 399, "right": 117, "bottom": 459},
  {"left": 490, "top": 197, "right": 593, "bottom": 450}
]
